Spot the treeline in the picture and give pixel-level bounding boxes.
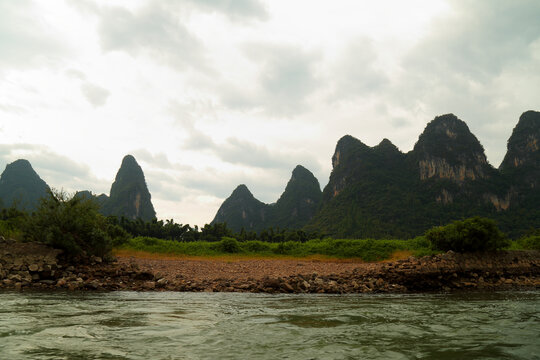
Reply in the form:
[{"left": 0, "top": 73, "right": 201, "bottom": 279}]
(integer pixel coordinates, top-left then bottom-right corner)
[{"left": 107, "top": 216, "right": 323, "bottom": 243}]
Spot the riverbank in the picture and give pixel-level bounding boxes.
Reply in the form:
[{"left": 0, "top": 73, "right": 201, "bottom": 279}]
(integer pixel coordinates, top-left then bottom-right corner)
[{"left": 1, "top": 239, "right": 538, "bottom": 293}]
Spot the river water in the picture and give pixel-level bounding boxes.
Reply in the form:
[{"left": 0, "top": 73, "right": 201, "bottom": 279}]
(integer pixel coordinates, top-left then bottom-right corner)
[{"left": 0, "top": 291, "right": 538, "bottom": 359}]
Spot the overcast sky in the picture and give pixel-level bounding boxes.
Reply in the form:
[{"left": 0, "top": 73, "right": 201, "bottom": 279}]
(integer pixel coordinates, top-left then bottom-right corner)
[{"left": 1, "top": 0, "right": 539, "bottom": 225}]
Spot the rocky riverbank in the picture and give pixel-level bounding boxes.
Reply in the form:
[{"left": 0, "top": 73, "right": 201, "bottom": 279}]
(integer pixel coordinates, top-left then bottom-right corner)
[{"left": 1, "top": 238, "right": 538, "bottom": 293}]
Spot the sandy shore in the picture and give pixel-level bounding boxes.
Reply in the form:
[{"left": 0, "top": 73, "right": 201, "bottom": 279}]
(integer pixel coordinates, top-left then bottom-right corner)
[
  {"left": 115, "top": 254, "right": 379, "bottom": 282},
  {"left": 1, "top": 239, "right": 539, "bottom": 293}
]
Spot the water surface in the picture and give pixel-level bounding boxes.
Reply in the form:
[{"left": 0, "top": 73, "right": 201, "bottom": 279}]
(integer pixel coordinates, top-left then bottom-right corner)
[{"left": 0, "top": 291, "right": 538, "bottom": 359}]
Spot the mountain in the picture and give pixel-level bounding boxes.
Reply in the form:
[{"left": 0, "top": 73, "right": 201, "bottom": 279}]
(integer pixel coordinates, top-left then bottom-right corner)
[
  {"left": 101, "top": 155, "right": 156, "bottom": 221},
  {"left": 74, "top": 190, "right": 109, "bottom": 208},
  {"left": 500, "top": 110, "right": 540, "bottom": 187},
  {"left": 211, "top": 165, "right": 322, "bottom": 232},
  {"left": 306, "top": 112, "right": 539, "bottom": 238},
  {"left": 0, "top": 159, "right": 50, "bottom": 211},
  {"left": 212, "top": 184, "right": 268, "bottom": 232},
  {"left": 269, "top": 165, "right": 322, "bottom": 229}
]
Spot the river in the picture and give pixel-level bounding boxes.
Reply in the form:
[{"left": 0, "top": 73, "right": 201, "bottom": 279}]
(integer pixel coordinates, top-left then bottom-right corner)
[{"left": 0, "top": 291, "right": 538, "bottom": 359}]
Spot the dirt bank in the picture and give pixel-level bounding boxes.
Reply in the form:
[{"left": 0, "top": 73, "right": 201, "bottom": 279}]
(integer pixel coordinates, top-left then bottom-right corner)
[{"left": 1, "top": 238, "right": 539, "bottom": 293}]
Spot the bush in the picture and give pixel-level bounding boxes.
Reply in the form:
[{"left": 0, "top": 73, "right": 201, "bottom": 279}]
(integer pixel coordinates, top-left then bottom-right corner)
[
  {"left": 24, "top": 190, "right": 120, "bottom": 258},
  {"left": 425, "top": 217, "right": 508, "bottom": 253},
  {"left": 517, "top": 235, "right": 540, "bottom": 250},
  {"left": 217, "top": 237, "right": 241, "bottom": 253}
]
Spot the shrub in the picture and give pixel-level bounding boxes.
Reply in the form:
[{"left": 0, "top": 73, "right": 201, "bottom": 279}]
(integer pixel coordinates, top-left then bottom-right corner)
[
  {"left": 218, "top": 237, "right": 241, "bottom": 253},
  {"left": 24, "top": 190, "right": 119, "bottom": 258},
  {"left": 425, "top": 217, "right": 508, "bottom": 253},
  {"left": 517, "top": 235, "right": 540, "bottom": 250}
]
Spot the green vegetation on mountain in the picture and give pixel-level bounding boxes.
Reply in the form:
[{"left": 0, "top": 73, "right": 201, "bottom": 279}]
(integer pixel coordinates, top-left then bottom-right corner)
[
  {"left": 211, "top": 184, "right": 268, "bottom": 232},
  {"left": 101, "top": 155, "right": 156, "bottom": 221},
  {"left": 305, "top": 112, "right": 539, "bottom": 239},
  {"left": 0, "top": 159, "right": 50, "bottom": 211},
  {"left": 74, "top": 190, "right": 109, "bottom": 208},
  {"left": 211, "top": 165, "right": 322, "bottom": 232}
]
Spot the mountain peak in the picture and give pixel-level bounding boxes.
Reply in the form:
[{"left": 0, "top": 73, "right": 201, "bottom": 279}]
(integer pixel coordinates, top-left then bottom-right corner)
[
  {"left": 333, "top": 135, "right": 368, "bottom": 168},
  {"left": 231, "top": 184, "right": 253, "bottom": 198},
  {"left": 101, "top": 155, "right": 156, "bottom": 221},
  {"left": 0, "top": 159, "right": 50, "bottom": 210},
  {"left": 211, "top": 184, "right": 267, "bottom": 231},
  {"left": 500, "top": 110, "right": 540, "bottom": 187},
  {"left": 413, "top": 114, "right": 490, "bottom": 182}
]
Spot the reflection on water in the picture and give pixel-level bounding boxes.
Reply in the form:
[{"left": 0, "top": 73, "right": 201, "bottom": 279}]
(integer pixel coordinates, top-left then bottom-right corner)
[{"left": 0, "top": 291, "right": 538, "bottom": 359}]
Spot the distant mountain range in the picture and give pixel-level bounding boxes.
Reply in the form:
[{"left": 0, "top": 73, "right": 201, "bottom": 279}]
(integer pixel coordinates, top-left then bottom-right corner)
[
  {"left": 211, "top": 165, "right": 322, "bottom": 232},
  {"left": 0, "top": 155, "right": 155, "bottom": 222},
  {"left": 214, "top": 111, "right": 539, "bottom": 238},
  {"left": 1, "top": 110, "right": 538, "bottom": 237}
]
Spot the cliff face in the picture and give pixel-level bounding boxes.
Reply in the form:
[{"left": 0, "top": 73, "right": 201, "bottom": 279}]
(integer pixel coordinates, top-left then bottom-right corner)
[
  {"left": 413, "top": 114, "right": 492, "bottom": 182},
  {"left": 0, "top": 159, "right": 50, "bottom": 211},
  {"left": 102, "top": 155, "right": 156, "bottom": 221},
  {"left": 211, "top": 184, "right": 268, "bottom": 232},
  {"left": 307, "top": 112, "right": 540, "bottom": 238},
  {"left": 500, "top": 110, "right": 540, "bottom": 188}
]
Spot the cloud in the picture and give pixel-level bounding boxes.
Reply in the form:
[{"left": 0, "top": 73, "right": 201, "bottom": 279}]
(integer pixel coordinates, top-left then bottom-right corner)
[
  {"left": 0, "top": 1, "right": 67, "bottom": 70},
  {"left": 130, "top": 149, "right": 193, "bottom": 171},
  {"left": 330, "top": 38, "right": 389, "bottom": 100},
  {"left": 81, "top": 82, "right": 110, "bottom": 107},
  {"left": 183, "top": 0, "right": 268, "bottom": 21},
  {"left": 92, "top": 2, "right": 210, "bottom": 73},
  {"left": 220, "top": 44, "right": 321, "bottom": 115},
  {"left": 386, "top": 0, "right": 540, "bottom": 165}
]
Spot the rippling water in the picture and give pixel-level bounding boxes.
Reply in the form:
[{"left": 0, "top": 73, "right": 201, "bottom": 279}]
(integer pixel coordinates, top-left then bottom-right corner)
[{"left": 0, "top": 291, "right": 538, "bottom": 359}]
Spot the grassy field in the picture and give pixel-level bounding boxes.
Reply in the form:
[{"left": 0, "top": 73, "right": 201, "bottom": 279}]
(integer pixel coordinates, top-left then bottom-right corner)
[{"left": 115, "top": 236, "right": 436, "bottom": 262}]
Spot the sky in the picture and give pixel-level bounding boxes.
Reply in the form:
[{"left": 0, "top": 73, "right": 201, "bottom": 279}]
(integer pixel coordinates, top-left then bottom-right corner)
[{"left": 1, "top": 0, "right": 539, "bottom": 226}]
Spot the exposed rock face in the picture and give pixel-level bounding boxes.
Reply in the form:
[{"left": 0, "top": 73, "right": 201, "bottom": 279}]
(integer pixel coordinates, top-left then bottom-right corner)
[
  {"left": 500, "top": 110, "right": 540, "bottom": 188},
  {"left": 270, "top": 165, "right": 322, "bottom": 229},
  {"left": 102, "top": 155, "right": 156, "bottom": 221},
  {"left": 211, "top": 184, "right": 268, "bottom": 232},
  {"left": 0, "top": 159, "right": 50, "bottom": 211},
  {"left": 307, "top": 112, "right": 540, "bottom": 238},
  {"left": 414, "top": 114, "right": 491, "bottom": 183}
]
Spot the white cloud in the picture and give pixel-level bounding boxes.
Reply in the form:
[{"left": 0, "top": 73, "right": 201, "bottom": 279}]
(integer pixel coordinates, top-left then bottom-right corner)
[{"left": 81, "top": 82, "right": 110, "bottom": 107}]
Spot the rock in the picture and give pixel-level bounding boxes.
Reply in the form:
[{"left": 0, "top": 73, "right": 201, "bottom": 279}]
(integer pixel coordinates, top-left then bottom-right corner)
[
  {"left": 134, "top": 271, "right": 154, "bottom": 281},
  {"left": 28, "top": 264, "right": 39, "bottom": 272},
  {"left": 56, "top": 278, "right": 67, "bottom": 287},
  {"left": 156, "top": 278, "right": 168, "bottom": 288},
  {"left": 8, "top": 274, "right": 22, "bottom": 282},
  {"left": 281, "top": 281, "right": 294, "bottom": 293},
  {"left": 143, "top": 281, "right": 156, "bottom": 290}
]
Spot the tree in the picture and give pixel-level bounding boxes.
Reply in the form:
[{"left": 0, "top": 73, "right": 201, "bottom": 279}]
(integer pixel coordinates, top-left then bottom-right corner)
[
  {"left": 24, "top": 189, "right": 121, "bottom": 258},
  {"left": 425, "top": 217, "right": 508, "bottom": 253}
]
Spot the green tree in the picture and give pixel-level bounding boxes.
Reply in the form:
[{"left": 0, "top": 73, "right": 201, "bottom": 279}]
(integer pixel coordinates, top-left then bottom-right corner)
[
  {"left": 24, "top": 189, "right": 120, "bottom": 258},
  {"left": 425, "top": 217, "right": 508, "bottom": 253}
]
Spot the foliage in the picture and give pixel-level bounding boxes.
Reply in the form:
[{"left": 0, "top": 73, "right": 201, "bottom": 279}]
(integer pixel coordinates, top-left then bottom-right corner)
[
  {"left": 118, "top": 236, "right": 432, "bottom": 261},
  {"left": 24, "top": 190, "right": 125, "bottom": 258},
  {"left": 216, "top": 237, "right": 241, "bottom": 253},
  {"left": 0, "top": 207, "right": 28, "bottom": 241},
  {"left": 511, "top": 232, "right": 540, "bottom": 251},
  {"left": 425, "top": 217, "right": 508, "bottom": 253}
]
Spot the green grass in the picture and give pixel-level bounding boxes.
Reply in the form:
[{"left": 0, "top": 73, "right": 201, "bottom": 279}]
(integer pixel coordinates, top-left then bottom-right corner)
[{"left": 116, "top": 236, "right": 436, "bottom": 261}]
